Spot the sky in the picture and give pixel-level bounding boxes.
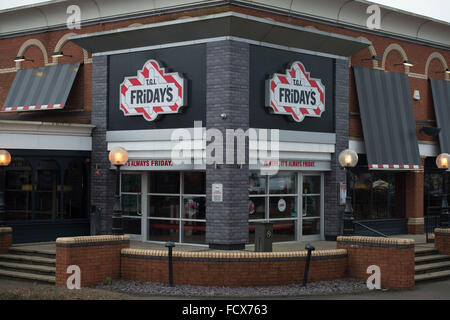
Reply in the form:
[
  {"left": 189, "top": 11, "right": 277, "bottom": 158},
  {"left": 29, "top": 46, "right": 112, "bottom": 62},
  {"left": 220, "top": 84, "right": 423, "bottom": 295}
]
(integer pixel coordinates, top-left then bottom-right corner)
[{"left": 0, "top": 0, "right": 449, "bottom": 23}]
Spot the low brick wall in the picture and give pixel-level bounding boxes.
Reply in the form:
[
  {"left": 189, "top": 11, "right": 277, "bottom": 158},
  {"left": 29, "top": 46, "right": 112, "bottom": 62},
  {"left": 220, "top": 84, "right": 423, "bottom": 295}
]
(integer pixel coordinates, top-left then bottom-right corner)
[
  {"left": 0, "top": 227, "right": 12, "bottom": 254},
  {"left": 121, "top": 249, "right": 348, "bottom": 287},
  {"left": 337, "top": 236, "right": 415, "bottom": 290},
  {"left": 56, "top": 235, "right": 130, "bottom": 287},
  {"left": 434, "top": 228, "right": 450, "bottom": 255}
]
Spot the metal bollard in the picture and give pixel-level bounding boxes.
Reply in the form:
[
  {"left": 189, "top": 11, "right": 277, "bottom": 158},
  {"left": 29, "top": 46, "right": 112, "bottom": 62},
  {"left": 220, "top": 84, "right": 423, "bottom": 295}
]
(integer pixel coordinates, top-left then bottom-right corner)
[
  {"left": 303, "top": 244, "right": 315, "bottom": 287},
  {"left": 165, "top": 241, "right": 176, "bottom": 287}
]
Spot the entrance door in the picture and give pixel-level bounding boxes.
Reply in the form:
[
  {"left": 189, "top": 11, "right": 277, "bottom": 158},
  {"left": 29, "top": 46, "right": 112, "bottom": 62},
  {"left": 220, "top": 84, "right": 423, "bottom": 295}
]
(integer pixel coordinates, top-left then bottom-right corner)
[
  {"left": 300, "top": 173, "right": 324, "bottom": 241},
  {"left": 121, "top": 173, "right": 143, "bottom": 240}
]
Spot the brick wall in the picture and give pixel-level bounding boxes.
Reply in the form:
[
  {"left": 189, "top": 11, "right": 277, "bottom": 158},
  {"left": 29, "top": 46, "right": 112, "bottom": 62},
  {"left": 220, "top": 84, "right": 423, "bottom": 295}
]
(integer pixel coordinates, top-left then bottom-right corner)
[
  {"left": 434, "top": 228, "right": 450, "bottom": 255},
  {"left": 337, "top": 236, "right": 415, "bottom": 290},
  {"left": 55, "top": 235, "right": 130, "bottom": 288},
  {"left": 121, "top": 248, "right": 347, "bottom": 286},
  {"left": 0, "top": 227, "right": 12, "bottom": 254}
]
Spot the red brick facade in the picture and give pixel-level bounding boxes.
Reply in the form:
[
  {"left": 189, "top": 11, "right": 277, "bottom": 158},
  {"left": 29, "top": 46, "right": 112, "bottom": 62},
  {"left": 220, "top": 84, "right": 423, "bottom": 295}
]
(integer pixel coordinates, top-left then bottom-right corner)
[
  {"left": 0, "top": 227, "right": 12, "bottom": 254},
  {"left": 55, "top": 235, "right": 130, "bottom": 287},
  {"left": 337, "top": 236, "right": 415, "bottom": 290},
  {"left": 434, "top": 229, "right": 450, "bottom": 255},
  {"left": 121, "top": 249, "right": 348, "bottom": 287}
]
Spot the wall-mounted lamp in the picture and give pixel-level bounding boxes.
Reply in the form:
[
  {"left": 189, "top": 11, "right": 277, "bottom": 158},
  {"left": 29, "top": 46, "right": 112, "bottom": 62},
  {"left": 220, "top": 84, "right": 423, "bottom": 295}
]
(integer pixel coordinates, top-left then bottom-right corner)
[
  {"left": 395, "top": 60, "right": 414, "bottom": 67},
  {"left": 361, "top": 55, "right": 382, "bottom": 62},
  {"left": 14, "top": 56, "right": 34, "bottom": 63},
  {"left": 419, "top": 126, "right": 441, "bottom": 136},
  {"left": 436, "top": 68, "right": 450, "bottom": 75},
  {"left": 51, "top": 51, "right": 72, "bottom": 58}
]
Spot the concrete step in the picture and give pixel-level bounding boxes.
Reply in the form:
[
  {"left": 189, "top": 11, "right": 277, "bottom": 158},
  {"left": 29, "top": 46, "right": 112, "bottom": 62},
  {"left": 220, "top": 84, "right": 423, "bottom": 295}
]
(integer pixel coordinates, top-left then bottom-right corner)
[
  {"left": 415, "top": 269, "right": 450, "bottom": 283},
  {"left": 0, "top": 254, "right": 55, "bottom": 267},
  {"left": 415, "top": 260, "right": 450, "bottom": 275},
  {"left": 8, "top": 247, "right": 55, "bottom": 259},
  {"left": 414, "top": 247, "right": 439, "bottom": 257},
  {"left": 0, "top": 261, "right": 55, "bottom": 276},
  {"left": 415, "top": 254, "right": 450, "bottom": 265},
  {"left": 0, "top": 269, "right": 55, "bottom": 284}
]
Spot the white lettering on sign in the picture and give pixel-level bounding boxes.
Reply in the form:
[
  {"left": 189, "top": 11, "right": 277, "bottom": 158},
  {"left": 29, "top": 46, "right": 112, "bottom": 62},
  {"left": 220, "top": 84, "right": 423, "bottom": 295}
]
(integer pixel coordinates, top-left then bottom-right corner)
[
  {"left": 120, "top": 60, "right": 186, "bottom": 121},
  {"left": 265, "top": 61, "right": 325, "bottom": 122}
]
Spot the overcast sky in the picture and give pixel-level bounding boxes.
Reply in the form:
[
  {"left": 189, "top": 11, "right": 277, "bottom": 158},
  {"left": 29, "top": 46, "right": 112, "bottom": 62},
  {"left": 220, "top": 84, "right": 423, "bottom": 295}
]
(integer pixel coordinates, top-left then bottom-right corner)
[{"left": 0, "top": 0, "right": 449, "bottom": 23}]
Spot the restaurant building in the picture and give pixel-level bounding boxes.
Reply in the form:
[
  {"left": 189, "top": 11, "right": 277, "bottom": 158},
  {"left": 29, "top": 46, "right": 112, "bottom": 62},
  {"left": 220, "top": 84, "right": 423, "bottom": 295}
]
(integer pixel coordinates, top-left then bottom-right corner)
[{"left": 0, "top": 0, "right": 449, "bottom": 247}]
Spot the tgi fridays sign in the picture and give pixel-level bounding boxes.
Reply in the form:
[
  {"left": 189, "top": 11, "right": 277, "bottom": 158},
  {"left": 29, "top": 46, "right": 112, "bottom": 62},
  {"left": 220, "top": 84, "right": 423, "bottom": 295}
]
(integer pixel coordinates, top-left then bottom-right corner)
[
  {"left": 120, "top": 60, "right": 186, "bottom": 121},
  {"left": 265, "top": 61, "right": 325, "bottom": 122}
]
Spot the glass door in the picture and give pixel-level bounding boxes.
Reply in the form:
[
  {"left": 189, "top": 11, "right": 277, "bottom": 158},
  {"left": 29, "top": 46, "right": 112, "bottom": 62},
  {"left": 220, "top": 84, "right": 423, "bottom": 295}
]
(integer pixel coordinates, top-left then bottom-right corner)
[
  {"left": 121, "top": 173, "right": 142, "bottom": 240},
  {"left": 300, "top": 173, "right": 324, "bottom": 241}
]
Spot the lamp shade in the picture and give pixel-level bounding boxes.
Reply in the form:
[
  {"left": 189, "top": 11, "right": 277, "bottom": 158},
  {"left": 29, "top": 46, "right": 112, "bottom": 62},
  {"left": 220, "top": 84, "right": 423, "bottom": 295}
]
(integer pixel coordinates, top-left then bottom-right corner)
[
  {"left": 109, "top": 147, "right": 128, "bottom": 166},
  {"left": 338, "top": 149, "right": 358, "bottom": 168},
  {"left": 436, "top": 153, "right": 450, "bottom": 169},
  {"left": 0, "top": 150, "right": 11, "bottom": 166}
]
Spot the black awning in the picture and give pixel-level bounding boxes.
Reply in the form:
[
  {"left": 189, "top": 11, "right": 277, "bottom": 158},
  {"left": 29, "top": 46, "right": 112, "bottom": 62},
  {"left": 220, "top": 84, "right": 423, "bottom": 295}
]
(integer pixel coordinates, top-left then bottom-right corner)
[
  {"left": 353, "top": 66, "right": 422, "bottom": 170},
  {"left": 1, "top": 63, "right": 80, "bottom": 113},
  {"left": 69, "top": 12, "right": 370, "bottom": 57},
  {"left": 430, "top": 78, "right": 450, "bottom": 154}
]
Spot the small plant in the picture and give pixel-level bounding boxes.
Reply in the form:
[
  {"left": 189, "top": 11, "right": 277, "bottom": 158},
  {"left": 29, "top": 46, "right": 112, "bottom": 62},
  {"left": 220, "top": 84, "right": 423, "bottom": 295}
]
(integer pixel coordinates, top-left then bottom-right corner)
[{"left": 103, "top": 277, "right": 112, "bottom": 285}]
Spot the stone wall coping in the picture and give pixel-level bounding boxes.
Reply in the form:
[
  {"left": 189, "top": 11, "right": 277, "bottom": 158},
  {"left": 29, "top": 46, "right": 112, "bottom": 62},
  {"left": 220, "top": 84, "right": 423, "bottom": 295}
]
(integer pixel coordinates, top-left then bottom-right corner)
[
  {"left": 121, "top": 248, "right": 347, "bottom": 259},
  {"left": 337, "top": 236, "right": 415, "bottom": 246},
  {"left": 56, "top": 235, "right": 130, "bottom": 245},
  {"left": 0, "top": 227, "right": 12, "bottom": 233},
  {"left": 435, "top": 228, "right": 450, "bottom": 235}
]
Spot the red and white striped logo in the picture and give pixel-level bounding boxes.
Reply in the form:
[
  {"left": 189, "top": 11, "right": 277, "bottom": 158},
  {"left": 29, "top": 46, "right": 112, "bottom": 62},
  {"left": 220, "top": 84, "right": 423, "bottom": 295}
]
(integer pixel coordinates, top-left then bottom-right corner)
[
  {"left": 266, "top": 61, "right": 325, "bottom": 122},
  {"left": 120, "top": 60, "right": 186, "bottom": 121}
]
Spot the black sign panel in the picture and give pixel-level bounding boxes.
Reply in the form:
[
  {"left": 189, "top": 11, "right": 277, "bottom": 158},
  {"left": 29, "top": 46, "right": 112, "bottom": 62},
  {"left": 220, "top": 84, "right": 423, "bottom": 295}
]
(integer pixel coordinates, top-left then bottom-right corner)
[
  {"left": 108, "top": 44, "right": 206, "bottom": 130},
  {"left": 250, "top": 45, "right": 335, "bottom": 133}
]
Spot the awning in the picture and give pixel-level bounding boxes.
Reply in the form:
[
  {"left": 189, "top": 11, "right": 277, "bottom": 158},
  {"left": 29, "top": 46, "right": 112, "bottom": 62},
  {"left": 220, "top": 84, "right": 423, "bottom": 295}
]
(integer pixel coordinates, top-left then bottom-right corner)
[
  {"left": 353, "top": 66, "right": 422, "bottom": 170},
  {"left": 430, "top": 78, "right": 450, "bottom": 153},
  {"left": 1, "top": 62, "right": 80, "bottom": 113},
  {"left": 69, "top": 12, "right": 371, "bottom": 57}
]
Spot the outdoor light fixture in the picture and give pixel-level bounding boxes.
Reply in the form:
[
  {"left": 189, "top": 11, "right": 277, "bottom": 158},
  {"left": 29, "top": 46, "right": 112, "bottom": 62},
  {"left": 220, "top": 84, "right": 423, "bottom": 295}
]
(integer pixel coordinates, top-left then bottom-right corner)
[
  {"left": 436, "top": 153, "right": 450, "bottom": 228},
  {"left": 436, "top": 68, "right": 450, "bottom": 75},
  {"left": 108, "top": 146, "right": 129, "bottom": 235},
  {"left": 361, "top": 55, "right": 382, "bottom": 62},
  {"left": 402, "top": 60, "right": 414, "bottom": 67},
  {"left": 14, "top": 56, "right": 34, "bottom": 63},
  {"left": 51, "top": 51, "right": 72, "bottom": 58},
  {"left": 338, "top": 149, "right": 358, "bottom": 236},
  {"left": 420, "top": 126, "right": 441, "bottom": 136},
  {"left": 0, "top": 150, "right": 11, "bottom": 226}
]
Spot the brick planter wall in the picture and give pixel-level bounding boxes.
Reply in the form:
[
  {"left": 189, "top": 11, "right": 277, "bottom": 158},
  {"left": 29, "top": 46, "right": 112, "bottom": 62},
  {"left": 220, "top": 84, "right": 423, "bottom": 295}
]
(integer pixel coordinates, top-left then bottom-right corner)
[
  {"left": 121, "top": 249, "right": 347, "bottom": 287},
  {"left": 435, "top": 228, "right": 450, "bottom": 255},
  {"left": 0, "top": 227, "right": 12, "bottom": 254},
  {"left": 56, "top": 235, "right": 130, "bottom": 287},
  {"left": 337, "top": 236, "right": 415, "bottom": 290}
]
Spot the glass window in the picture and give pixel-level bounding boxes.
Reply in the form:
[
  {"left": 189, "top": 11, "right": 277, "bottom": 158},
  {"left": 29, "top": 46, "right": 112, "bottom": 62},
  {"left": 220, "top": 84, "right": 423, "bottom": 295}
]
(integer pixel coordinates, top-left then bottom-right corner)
[
  {"left": 303, "top": 219, "right": 320, "bottom": 235},
  {"left": 353, "top": 172, "right": 402, "bottom": 220},
  {"left": 303, "top": 176, "right": 321, "bottom": 194},
  {"left": 148, "top": 219, "right": 179, "bottom": 242},
  {"left": 149, "top": 172, "right": 179, "bottom": 194},
  {"left": 149, "top": 196, "right": 179, "bottom": 218},
  {"left": 303, "top": 196, "right": 320, "bottom": 217},
  {"left": 5, "top": 158, "right": 32, "bottom": 220},
  {"left": 35, "top": 160, "right": 60, "bottom": 220},
  {"left": 249, "top": 173, "right": 266, "bottom": 195},
  {"left": 63, "top": 160, "right": 88, "bottom": 219},
  {"left": 123, "top": 218, "right": 141, "bottom": 235},
  {"left": 269, "top": 196, "right": 297, "bottom": 219},
  {"left": 182, "top": 196, "right": 205, "bottom": 220},
  {"left": 122, "top": 174, "right": 141, "bottom": 193},
  {"left": 183, "top": 172, "right": 205, "bottom": 195},
  {"left": 272, "top": 220, "right": 296, "bottom": 242},
  {"left": 248, "top": 197, "right": 265, "bottom": 220},
  {"left": 182, "top": 221, "right": 206, "bottom": 244},
  {"left": 269, "top": 172, "right": 296, "bottom": 194}
]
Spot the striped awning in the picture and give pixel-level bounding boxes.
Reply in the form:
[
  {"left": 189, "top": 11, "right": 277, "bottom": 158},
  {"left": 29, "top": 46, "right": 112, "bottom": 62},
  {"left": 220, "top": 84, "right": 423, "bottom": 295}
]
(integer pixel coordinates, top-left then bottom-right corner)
[
  {"left": 1, "top": 63, "right": 80, "bottom": 113},
  {"left": 430, "top": 78, "right": 450, "bottom": 154},
  {"left": 353, "top": 66, "right": 422, "bottom": 170}
]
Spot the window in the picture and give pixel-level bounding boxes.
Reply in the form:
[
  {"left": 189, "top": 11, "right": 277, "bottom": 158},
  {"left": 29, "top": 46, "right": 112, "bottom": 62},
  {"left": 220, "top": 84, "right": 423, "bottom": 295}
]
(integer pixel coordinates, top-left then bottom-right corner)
[
  {"left": 63, "top": 160, "right": 88, "bottom": 219},
  {"left": 353, "top": 171, "right": 404, "bottom": 220},
  {"left": 5, "top": 158, "right": 32, "bottom": 220},
  {"left": 35, "top": 160, "right": 60, "bottom": 220},
  {"left": 147, "top": 171, "right": 206, "bottom": 244},
  {"left": 121, "top": 173, "right": 141, "bottom": 235}
]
